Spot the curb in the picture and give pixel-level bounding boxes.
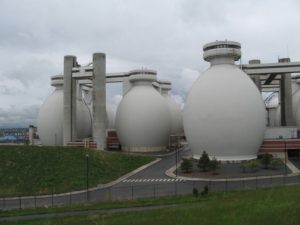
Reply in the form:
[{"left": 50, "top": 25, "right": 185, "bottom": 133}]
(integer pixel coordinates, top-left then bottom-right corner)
[
  {"left": 286, "top": 159, "right": 300, "bottom": 173},
  {"left": 165, "top": 161, "right": 300, "bottom": 182}
]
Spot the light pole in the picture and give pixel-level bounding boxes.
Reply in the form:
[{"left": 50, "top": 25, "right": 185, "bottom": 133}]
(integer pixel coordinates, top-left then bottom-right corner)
[
  {"left": 175, "top": 147, "right": 178, "bottom": 177},
  {"left": 175, "top": 135, "right": 180, "bottom": 177},
  {"left": 86, "top": 154, "right": 89, "bottom": 201}
]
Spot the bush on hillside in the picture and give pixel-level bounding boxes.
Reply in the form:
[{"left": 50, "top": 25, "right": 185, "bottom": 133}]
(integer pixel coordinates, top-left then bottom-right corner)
[{"left": 180, "top": 158, "right": 193, "bottom": 173}]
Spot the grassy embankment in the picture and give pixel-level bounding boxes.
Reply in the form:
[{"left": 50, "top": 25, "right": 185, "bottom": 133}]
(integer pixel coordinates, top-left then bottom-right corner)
[
  {"left": 0, "top": 145, "right": 154, "bottom": 197},
  {"left": 1, "top": 185, "right": 300, "bottom": 225}
]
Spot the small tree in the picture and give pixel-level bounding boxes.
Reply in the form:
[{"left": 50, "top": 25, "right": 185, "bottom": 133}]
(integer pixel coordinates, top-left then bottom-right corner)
[
  {"left": 261, "top": 153, "right": 273, "bottom": 169},
  {"left": 240, "top": 161, "right": 247, "bottom": 173},
  {"left": 192, "top": 187, "right": 199, "bottom": 197},
  {"left": 249, "top": 160, "right": 259, "bottom": 172},
  {"left": 270, "top": 158, "right": 283, "bottom": 170},
  {"left": 180, "top": 158, "right": 193, "bottom": 173},
  {"left": 198, "top": 151, "right": 210, "bottom": 172},
  {"left": 209, "top": 157, "right": 220, "bottom": 174},
  {"left": 201, "top": 185, "right": 209, "bottom": 196}
]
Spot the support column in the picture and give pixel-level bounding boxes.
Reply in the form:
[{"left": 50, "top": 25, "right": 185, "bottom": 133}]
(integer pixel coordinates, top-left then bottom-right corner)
[
  {"left": 279, "top": 58, "right": 294, "bottom": 126},
  {"left": 63, "top": 55, "right": 77, "bottom": 146},
  {"left": 249, "top": 59, "right": 261, "bottom": 91},
  {"left": 92, "top": 53, "right": 107, "bottom": 150},
  {"left": 71, "top": 79, "right": 78, "bottom": 141}
]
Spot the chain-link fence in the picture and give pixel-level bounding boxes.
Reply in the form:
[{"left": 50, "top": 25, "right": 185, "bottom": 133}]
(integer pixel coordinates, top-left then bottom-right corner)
[{"left": 1, "top": 175, "right": 300, "bottom": 211}]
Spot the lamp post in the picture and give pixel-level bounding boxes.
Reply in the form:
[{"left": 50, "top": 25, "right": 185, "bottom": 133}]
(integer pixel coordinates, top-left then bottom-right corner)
[
  {"left": 175, "top": 147, "right": 178, "bottom": 177},
  {"left": 175, "top": 135, "right": 181, "bottom": 177},
  {"left": 86, "top": 154, "right": 89, "bottom": 201}
]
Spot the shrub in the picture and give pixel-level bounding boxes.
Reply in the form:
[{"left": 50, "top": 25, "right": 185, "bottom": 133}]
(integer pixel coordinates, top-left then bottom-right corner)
[
  {"left": 180, "top": 158, "right": 193, "bottom": 173},
  {"left": 248, "top": 160, "right": 259, "bottom": 172},
  {"left": 270, "top": 158, "right": 283, "bottom": 170},
  {"left": 261, "top": 153, "right": 273, "bottom": 169},
  {"left": 241, "top": 160, "right": 260, "bottom": 173},
  {"left": 201, "top": 185, "right": 209, "bottom": 196},
  {"left": 198, "top": 151, "right": 210, "bottom": 172},
  {"left": 192, "top": 187, "right": 199, "bottom": 197},
  {"left": 209, "top": 157, "right": 220, "bottom": 174},
  {"left": 240, "top": 161, "right": 247, "bottom": 173}
]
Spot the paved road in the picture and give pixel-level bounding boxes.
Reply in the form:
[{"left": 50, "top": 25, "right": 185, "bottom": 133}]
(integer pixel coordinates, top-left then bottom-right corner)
[{"left": 114, "top": 145, "right": 191, "bottom": 187}]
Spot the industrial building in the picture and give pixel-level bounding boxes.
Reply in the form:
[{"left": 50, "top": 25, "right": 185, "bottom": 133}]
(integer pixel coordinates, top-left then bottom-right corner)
[
  {"left": 37, "top": 40, "right": 300, "bottom": 160},
  {"left": 37, "top": 56, "right": 183, "bottom": 151},
  {"left": 0, "top": 127, "right": 37, "bottom": 143}
]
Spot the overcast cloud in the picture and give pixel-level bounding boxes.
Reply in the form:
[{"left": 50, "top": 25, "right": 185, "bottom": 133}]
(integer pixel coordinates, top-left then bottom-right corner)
[{"left": 0, "top": 0, "right": 300, "bottom": 127}]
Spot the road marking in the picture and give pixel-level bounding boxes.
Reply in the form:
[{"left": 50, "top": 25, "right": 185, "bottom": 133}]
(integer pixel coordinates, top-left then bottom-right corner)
[{"left": 122, "top": 178, "right": 185, "bottom": 183}]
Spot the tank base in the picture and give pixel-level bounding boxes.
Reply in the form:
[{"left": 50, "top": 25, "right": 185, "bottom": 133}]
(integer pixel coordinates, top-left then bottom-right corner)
[
  {"left": 122, "top": 146, "right": 167, "bottom": 153},
  {"left": 192, "top": 154, "right": 257, "bottom": 162}
]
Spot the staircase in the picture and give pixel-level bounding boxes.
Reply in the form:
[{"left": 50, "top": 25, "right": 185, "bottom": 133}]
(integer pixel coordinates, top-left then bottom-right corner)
[
  {"left": 67, "top": 140, "right": 97, "bottom": 148},
  {"left": 106, "top": 130, "right": 121, "bottom": 150},
  {"left": 260, "top": 139, "right": 300, "bottom": 153}
]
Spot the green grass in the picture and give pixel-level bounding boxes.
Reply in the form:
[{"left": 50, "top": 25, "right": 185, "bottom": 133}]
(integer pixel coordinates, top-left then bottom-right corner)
[
  {"left": 0, "top": 145, "right": 154, "bottom": 197},
  {"left": 2, "top": 185, "right": 300, "bottom": 225},
  {"left": 0, "top": 195, "right": 199, "bottom": 217}
]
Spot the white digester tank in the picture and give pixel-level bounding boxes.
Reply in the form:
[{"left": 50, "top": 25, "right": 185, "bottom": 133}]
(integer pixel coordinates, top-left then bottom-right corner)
[
  {"left": 82, "top": 88, "right": 115, "bottom": 129},
  {"left": 183, "top": 41, "right": 266, "bottom": 161},
  {"left": 37, "top": 75, "right": 92, "bottom": 145},
  {"left": 76, "top": 85, "right": 93, "bottom": 139},
  {"left": 264, "top": 75, "right": 300, "bottom": 127},
  {"left": 265, "top": 92, "right": 281, "bottom": 127},
  {"left": 115, "top": 70, "right": 171, "bottom": 152},
  {"left": 159, "top": 80, "right": 183, "bottom": 135}
]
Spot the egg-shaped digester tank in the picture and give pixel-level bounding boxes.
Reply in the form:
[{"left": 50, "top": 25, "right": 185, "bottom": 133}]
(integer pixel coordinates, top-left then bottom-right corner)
[
  {"left": 37, "top": 76, "right": 64, "bottom": 145},
  {"left": 37, "top": 76, "right": 93, "bottom": 145},
  {"left": 159, "top": 80, "right": 183, "bottom": 135},
  {"left": 76, "top": 85, "right": 93, "bottom": 139},
  {"left": 106, "top": 106, "right": 115, "bottom": 129},
  {"left": 82, "top": 88, "right": 115, "bottom": 129},
  {"left": 116, "top": 70, "right": 171, "bottom": 152},
  {"left": 265, "top": 92, "right": 281, "bottom": 127},
  {"left": 183, "top": 41, "right": 266, "bottom": 161}
]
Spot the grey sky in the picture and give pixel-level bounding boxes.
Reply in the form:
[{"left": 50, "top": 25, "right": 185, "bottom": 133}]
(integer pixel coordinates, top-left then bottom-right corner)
[{"left": 0, "top": 0, "right": 300, "bottom": 127}]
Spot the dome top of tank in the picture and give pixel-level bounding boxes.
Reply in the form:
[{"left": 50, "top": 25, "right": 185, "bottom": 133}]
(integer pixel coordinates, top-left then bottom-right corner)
[
  {"left": 158, "top": 80, "right": 172, "bottom": 91},
  {"left": 203, "top": 40, "right": 241, "bottom": 62},
  {"left": 51, "top": 75, "right": 63, "bottom": 87},
  {"left": 128, "top": 69, "right": 157, "bottom": 83}
]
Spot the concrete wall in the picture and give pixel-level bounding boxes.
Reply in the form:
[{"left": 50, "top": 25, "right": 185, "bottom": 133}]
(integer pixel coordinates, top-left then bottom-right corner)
[{"left": 264, "top": 127, "right": 298, "bottom": 139}]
